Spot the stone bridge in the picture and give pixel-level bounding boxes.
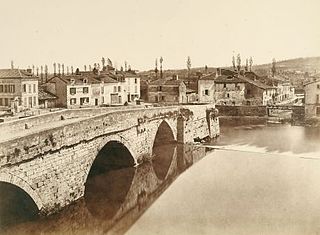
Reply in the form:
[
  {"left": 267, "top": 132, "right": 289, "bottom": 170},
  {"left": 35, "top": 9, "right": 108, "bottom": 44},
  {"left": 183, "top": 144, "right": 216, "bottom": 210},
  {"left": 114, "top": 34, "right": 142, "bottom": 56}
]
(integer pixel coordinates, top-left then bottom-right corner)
[{"left": 0, "top": 105, "right": 219, "bottom": 217}]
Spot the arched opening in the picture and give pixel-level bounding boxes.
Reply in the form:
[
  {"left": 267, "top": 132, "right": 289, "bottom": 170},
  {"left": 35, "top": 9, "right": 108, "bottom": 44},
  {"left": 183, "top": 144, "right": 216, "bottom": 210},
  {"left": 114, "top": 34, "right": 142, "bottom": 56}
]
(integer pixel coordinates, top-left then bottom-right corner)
[
  {"left": 152, "top": 121, "right": 176, "bottom": 180},
  {"left": 0, "top": 182, "right": 39, "bottom": 230},
  {"left": 85, "top": 141, "right": 136, "bottom": 220}
]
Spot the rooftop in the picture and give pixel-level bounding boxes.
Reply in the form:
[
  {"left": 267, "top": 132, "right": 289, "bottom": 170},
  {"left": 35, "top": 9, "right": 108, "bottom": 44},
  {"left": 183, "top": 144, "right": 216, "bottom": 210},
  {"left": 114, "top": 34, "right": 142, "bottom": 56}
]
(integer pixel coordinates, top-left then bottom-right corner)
[{"left": 0, "top": 69, "right": 35, "bottom": 79}]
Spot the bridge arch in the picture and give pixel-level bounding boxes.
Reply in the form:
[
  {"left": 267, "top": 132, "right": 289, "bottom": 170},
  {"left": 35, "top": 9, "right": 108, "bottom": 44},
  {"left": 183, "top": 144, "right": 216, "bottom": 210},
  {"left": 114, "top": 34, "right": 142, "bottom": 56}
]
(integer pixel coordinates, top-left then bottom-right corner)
[
  {"left": 152, "top": 119, "right": 177, "bottom": 149},
  {"left": 0, "top": 172, "right": 43, "bottom": 211},
  {"left": 151, "top": 120, "right": 177, "bottom": 180},
  {"left": 84, "top": 136, "right": 137, "bottom": 219}
]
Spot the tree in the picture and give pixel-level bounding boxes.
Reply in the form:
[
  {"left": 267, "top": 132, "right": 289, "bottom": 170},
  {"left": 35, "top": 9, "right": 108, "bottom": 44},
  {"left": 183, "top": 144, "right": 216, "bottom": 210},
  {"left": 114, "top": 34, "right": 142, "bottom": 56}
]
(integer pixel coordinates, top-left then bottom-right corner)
[
  {"left": 232, "top": 55, "right": 236, "bottom": 71},
  {"left": 187, "top": 56, "right": 192, "bottom": 77},
  {"left": 160, "top": 56, "right": 163, "bottom": 79},
  {"left": 249, "top": 57, "right": 253, "bottom": 72},
  {"left": 154, "top": 58, "right": 158, "bottom": 77},
  {"left": 245, "top": 59, "right": 249, "bottom": 72},
  {"left": 236, "top": 54, "right": 241, "bottom": 72},
  {"left": 272, "top": 58, "right": 276, "bottom": 77}
]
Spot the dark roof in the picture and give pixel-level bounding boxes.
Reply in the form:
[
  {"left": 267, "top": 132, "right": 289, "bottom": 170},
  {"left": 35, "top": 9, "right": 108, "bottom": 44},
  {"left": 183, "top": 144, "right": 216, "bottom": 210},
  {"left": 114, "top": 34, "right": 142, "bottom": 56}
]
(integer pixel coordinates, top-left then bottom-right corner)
[
  {"left": 199, "top": 73, "right": 216, "bottom": 80},
  {"left": 214, "top": 75, "right": 246, "bottom": 83},
  {"left": 38, "top": 86, "right": 57, "bottom": 100},
  {"left": 0, "top": 69, "right": 35, "bottom": 78},
  {"left": 149, "top": 77, "right": 184, "bottom": 86},
  {"left": 239, "top": 76, "right": 274, "bottom": 89}
]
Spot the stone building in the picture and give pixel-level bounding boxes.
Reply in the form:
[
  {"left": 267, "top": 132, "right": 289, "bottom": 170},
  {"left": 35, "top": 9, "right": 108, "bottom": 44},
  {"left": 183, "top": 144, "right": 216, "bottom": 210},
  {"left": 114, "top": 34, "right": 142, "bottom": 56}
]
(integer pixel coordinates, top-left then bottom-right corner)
[
  {"left": 0, "top": 68, "right": 39, "bottom": 111},
  {"left": 214, "top": 74, "right": 246, "bottom": 105},
  {"left": 304, "top": 80, "right": 320, "bottom": 118},
  {"left": 147, "top": 76, "right": 187, "bottom": 103},
  {"left": 46, "top": 72, "right": 128, "bottom": 108},
  {"left": 198, "top": 73, "right": 216, "bottom": 103}
]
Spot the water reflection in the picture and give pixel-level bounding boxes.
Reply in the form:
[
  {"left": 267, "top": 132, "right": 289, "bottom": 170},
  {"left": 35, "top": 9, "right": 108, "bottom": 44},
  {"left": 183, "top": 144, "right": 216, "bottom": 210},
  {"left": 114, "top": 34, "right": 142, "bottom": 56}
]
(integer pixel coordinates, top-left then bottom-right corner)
[
  {"left": 4, "top": 143, "right": 208, "bottom": 235},
  {"left": 0, "top": 183, "right": 39, "bottom": 231}
]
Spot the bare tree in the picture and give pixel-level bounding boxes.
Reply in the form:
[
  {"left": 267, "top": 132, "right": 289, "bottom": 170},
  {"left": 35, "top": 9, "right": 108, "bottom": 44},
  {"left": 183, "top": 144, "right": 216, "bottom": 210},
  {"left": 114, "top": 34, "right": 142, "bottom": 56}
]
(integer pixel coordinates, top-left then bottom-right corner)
[
  {"left": 236, "top": 54, "right": 241, "bottom": 72},
  {"left": 160, "top": 56, "right": 163, "bottom": 79},
  {"left": 187, "top": 56, "right": 191, "bottom": 78},
  {"left": 155, "top": 58, "right": 158, "bottom": 78},
  {"left": 272, "top": 58, "right": 276, "bottom": 77},
  {"left": 249, "top": 57, "right": 253, "bottom": 72},
  {"left": 245, "top": 59, "right": 249, "bottom": 72},
  {"left": 232, "top": 55, "right": 236, "bottom": 71}
]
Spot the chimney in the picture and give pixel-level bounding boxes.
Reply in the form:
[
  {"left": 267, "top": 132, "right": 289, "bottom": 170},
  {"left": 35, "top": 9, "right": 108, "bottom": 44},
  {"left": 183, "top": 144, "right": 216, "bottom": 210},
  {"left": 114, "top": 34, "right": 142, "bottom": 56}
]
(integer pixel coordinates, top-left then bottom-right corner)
[
  {"left": 36, "top": 67, "right": 39, "bottom": 76},
  {"left": 45, "top": 65, "right": 48, "bottom": 82},
  {"left": 71, "top": 66, "right": 74, "bottom": 75},
  {"left": 84, "top": 65, "right": 87, "bottom": 71},
  {"left": 11, "top": 60, "right": 14, "bottom": 69},
  {"left": 67, "top": 66, "right": 69, "bottom": 75},
  {"left": 62, "top": 64, "right": 64, "bottom": 75}
]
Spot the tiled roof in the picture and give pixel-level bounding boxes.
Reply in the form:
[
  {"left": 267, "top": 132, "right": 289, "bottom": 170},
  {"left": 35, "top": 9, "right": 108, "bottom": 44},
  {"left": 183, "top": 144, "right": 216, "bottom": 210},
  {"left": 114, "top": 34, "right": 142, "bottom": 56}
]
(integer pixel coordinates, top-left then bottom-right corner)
[
  {"left": 215, "top": 75, "right": 246, "bottom": 83},
  {"left": 149, "top": 77, "right": 184, "bottom": 86},
  {"left": 239, "top": 76, "right": 274, "bottom": 89},
  {"left": 199, "top": 73, "right": 216, "bottom": 80},
  {"left": 0, "top": 69, "right": 34, "bottom": 78},
  {"left": 38, "top": 86, "right": 57, "bottom": 100}
]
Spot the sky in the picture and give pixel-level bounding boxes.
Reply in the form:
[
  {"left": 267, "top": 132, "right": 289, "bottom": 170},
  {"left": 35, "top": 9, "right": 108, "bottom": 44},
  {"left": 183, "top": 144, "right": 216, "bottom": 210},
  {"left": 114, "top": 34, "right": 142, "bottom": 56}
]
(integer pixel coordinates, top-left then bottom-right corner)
[{"left": 0, "top": 0, "right": 320, "bottom": 72}]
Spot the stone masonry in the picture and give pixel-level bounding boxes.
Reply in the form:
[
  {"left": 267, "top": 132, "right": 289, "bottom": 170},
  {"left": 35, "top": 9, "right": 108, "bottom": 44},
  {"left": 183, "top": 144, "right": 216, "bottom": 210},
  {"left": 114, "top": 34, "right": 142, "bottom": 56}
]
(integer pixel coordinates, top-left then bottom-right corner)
[{"left": 0, "top": 105, "right": 220, "bottom": 215}]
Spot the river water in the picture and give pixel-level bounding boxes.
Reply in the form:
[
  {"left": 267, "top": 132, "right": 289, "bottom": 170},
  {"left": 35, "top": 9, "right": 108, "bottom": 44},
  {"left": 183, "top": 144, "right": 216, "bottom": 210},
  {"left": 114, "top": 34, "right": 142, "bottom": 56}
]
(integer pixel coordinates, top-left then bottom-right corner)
[{"left": 2, "top": 124, "right": 320, "bottom": 235}]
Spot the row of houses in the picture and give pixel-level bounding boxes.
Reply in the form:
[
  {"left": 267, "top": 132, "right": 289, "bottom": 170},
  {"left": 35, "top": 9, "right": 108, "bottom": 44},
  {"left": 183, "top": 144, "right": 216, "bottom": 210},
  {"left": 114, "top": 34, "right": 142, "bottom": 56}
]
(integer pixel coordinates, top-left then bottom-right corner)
[
  {"left": 141, "top": 69, "right": 295, "bottom": 107},
  {"left": 0, "top": 67, "right": 141, "bottom": 112}
]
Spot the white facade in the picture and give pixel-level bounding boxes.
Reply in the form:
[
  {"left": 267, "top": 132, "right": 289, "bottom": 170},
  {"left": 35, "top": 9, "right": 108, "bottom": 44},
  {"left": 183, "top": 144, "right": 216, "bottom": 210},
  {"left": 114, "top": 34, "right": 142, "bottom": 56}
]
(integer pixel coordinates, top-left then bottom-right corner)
[{"left": 124, "top": 76, "right": 140, "bottom": 102}]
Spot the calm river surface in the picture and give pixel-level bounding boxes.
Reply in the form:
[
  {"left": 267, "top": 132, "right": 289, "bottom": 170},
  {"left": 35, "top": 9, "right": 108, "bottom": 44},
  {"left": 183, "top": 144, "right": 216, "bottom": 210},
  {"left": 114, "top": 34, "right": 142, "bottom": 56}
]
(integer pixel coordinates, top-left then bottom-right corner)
[{"left": 3, "top": 124, "right": 320, "bottom": 235}]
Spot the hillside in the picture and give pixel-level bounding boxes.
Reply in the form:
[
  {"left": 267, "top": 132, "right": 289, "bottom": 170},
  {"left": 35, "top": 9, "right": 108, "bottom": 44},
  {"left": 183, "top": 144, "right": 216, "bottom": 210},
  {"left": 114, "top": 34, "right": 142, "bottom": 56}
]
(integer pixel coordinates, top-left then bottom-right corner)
[{"left": 252, "top": 57, "right": 320, "bottom": 74}]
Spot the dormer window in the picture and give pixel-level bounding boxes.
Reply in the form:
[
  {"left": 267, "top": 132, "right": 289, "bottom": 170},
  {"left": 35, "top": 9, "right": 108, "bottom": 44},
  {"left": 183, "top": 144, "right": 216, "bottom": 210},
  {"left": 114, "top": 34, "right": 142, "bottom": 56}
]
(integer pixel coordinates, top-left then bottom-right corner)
[
  {"left": 83, "top": 78, "right": 88, "bottom": 84},
  {"left": 71, "top": 79, "right": 75, "bottom": 85}
]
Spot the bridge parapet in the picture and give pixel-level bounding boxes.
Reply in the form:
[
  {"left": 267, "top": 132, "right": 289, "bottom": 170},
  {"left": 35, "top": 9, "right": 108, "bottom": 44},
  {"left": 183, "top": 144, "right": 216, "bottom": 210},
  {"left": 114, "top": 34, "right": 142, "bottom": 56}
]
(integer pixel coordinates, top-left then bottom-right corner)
[{"left": 0, "top": 105, "right": 219, "bottom": 214}]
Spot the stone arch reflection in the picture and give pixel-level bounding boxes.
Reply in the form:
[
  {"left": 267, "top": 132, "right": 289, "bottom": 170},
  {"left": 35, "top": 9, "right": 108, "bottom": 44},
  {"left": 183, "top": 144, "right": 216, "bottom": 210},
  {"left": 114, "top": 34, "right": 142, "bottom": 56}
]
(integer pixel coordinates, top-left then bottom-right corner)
[
  {"left": 0, "top": 182, "right": 39, "bottom": 230},
  {"left": 152, "top": 120, "right": 176, "bottom": 180},
  {"left": 84, "top": 141, "right": 136, "bottom": 220}
]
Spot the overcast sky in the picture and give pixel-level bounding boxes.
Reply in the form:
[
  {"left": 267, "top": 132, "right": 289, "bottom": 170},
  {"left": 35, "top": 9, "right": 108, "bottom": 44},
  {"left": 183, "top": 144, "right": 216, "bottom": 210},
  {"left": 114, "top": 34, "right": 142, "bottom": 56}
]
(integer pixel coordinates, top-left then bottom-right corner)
[{"left": 1, "top": 0, "right": 319, "bottom": 71}]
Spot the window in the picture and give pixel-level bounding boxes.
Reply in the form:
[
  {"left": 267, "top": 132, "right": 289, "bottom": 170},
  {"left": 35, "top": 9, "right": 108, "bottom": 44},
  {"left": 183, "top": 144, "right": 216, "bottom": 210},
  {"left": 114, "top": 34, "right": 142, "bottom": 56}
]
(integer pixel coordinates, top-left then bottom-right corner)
[
  {"left": 23, "top": 84, "right": 26, "bottom": 93},
  {"left": 118, "top": 86, "right": 121, "bottom": 92},
  {"left": 205, "top": 89, "right": 209, "bottom": 95},
  {"left": 28, "top": 84, "right": 31, "bottom": 93},
  {"left": 33, "top": 84, "right": 36, "bottom": 93},
  {"left": 317, "top": 94, "right": 320, "bottom": 104},
  {"left": 9, "top": 85, "right": 15, "bottom": 93},
  {"left": 317, "top": 107, "right": 320, "bottom": 116},
  {"left": 157, "top": 86, "right": 162, "bottom": 91},
  {"left": 224, "top": 84, "right": 226, "bottom": 88},
  {"left": 227, "top": 93, "right": 230, "bottom": 98},
  {"left": 0, "top": 98, "right": 2, "bottom": 106},
  {"left": 134, "top": 78, "right": 137, "bottom": 84},
  {"left": 0, "top": 85, "right": 3, "bottom": 93},
  {"left": 70, "top": 98, "right": 76, "bottom": 105},
  {"left": 33, "top": 96, "right": 37, "bottom": 106},
  {"left": 80, "top": 97, "right": 89, "bottom": 105},
  {"left": 113, "top": 86, "right": 117, "bottom": 93},
  {"left": 4, "top": 85, "right": 8, "bottom": 93},
  {"left": 71, "top": 79, "right": 75, "bottom": 85},
  {"left": 83, "top": 87, "right": 89, "bottom": 94},
  {"left": 4, "top": 98, "right": 8, "bottom": 106},
  {"left": 135, "top": 85, "right": 138, "bottom": 93},
  {"left": 161, "top": 96, "right": 165, "bottom": 101},
  {"left": 70, "top": 88, "right": 76, "bottom": 95},
  {"left": 83, "top": 78, "right": 88, "bottom": 84},
  {"left": 317, "top": 84, "right": 320, "bottom": 89},
  {"left": 24, "top": 98, "right": 27, "bottom": 106},
  {"left": 101, "top": 87, "right": 104, "bottom": 94}
]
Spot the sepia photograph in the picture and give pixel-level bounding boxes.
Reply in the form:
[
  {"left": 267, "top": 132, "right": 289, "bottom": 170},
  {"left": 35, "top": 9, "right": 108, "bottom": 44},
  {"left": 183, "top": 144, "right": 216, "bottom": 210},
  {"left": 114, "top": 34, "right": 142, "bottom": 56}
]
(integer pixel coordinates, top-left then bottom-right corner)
[{"left": 0, "top": 0, "right": 320, "bottom": 234}]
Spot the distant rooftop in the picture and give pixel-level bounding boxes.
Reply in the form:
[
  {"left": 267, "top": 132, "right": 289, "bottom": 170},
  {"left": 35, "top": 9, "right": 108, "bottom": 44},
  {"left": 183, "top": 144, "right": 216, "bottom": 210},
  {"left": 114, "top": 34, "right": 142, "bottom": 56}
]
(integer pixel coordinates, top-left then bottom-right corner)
[{"left": 0, "top": 69, "right": 35, "bottom": 78}]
